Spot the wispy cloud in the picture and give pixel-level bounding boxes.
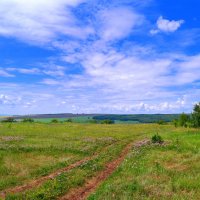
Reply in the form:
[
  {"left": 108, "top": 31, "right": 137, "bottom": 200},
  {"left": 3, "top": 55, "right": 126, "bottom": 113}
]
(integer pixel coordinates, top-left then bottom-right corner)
[
  {"left": 0, "top": 0, "right": 93, "bottom": 45},
  {"left": 0, "top": 69, "right": 15, "bottom": 77},
  {"left": 98, "top": 7, "right": 144, "bottom": 41}
]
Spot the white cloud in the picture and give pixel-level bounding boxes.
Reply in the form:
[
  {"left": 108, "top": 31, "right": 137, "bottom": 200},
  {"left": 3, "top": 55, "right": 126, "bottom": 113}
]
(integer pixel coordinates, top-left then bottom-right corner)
[
  {"left": 6, "top": 65, "right": 67, "bottom": 77},
  {"left": 7, "top": 67, "right": 40, "bottom": 75},
  {"left": 0, "top": 0, "right": 93, "bottom": 45},
  {"left": 99, "top": 7, "right": 144, "bottom": 41},
  {"left": 151, "top": 16, "right": 184, "bottom": 34},
  {"left": 40, "top": 79, "right": 61, "bottom": 85},
  {"left": 0, "top": 94, "right": 21, "bottom": 105},
  {"left": 0, "top": 69, "right": 14, "bottom": 77}
]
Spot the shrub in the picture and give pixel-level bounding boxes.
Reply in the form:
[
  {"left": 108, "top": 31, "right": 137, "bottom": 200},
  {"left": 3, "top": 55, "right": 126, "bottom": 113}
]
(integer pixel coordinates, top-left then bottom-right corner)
[
  {"left": 173, "top": 119, "right": 178, "bottom": 127},
  {"left": 51, "top": 119, "right": 59, "bottom": 123},
  {"left": 101, "top": 119, "right": 115, "bottom": 124},
  {"left": 151, "top": 134, "right": 163, "bottom": 144},
  {"left": 179, "top": 113, "right": 189, "bottom": 127},
  {"left": 157, "top": 120, "right": 166, "bottom": 125},
  {"left": 2, "top": 117, "right": 16, "bottom": 123},
  {"left": 22, "top": 118, "right": 34, "bottom": 123},
  {"left": 65, "top": 118, "right": 73, "bottom": 123}
]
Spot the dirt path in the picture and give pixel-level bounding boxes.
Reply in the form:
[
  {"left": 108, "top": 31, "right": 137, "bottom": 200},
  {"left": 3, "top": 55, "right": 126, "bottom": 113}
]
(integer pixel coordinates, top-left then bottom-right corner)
[
  {"left": 59, "top": 142, "right": 133, "bottom": 200},
  {"left": 0, "top": 143, "right": 116, "bottom": 199}
]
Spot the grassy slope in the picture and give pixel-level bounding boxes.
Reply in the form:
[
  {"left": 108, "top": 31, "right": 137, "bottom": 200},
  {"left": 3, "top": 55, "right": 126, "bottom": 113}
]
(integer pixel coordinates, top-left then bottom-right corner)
[{"left": 0, "top": 123, "right": 199, "bottom": 199}]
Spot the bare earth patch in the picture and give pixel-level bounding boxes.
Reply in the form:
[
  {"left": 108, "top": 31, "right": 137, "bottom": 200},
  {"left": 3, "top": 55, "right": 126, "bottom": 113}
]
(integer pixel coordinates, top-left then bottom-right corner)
[
  {"left": 134, "top": 139, "right": 169, "bottom": 148},
  {"left": 0, "top": 136, "right": 24, "bottom": 142}
]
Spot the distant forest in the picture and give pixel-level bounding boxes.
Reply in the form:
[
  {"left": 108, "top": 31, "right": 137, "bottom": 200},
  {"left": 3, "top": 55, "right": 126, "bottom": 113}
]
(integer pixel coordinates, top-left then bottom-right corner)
[{"left": 93, "top": 114, "right": 180, "bottom": 123}]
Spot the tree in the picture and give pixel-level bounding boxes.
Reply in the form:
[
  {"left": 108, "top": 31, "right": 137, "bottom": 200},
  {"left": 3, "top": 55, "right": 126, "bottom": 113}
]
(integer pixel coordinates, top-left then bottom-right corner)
[
  {"left": 51, "top": 119, "right": 59, "bottom": 123},
  {"left": 157, "top": 120, "right": 166, "bottom": 125},
  {"left": 65, "top": 118, "right": 72, "bottom": 123},
  {"left": 101, "top": 119, "right": 115, "bottom": 124},
  {"left": 2, "top": 117, "right": 15, "bottom": 123},
  {"left": 191, "top": 103, "right": 200, "bottom": 128},
  {"left": 22, "top": 118, "right": 34, "bottom": 123},
  {"left": 173, "top": 119, "right": 178, "bottom": 127},
  {"left": 178, "top": 113, "right": 189, "bottom": 127}
]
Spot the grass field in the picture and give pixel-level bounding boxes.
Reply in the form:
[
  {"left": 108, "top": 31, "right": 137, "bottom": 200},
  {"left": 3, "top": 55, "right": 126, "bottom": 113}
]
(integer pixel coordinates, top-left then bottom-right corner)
[{"left": 0, "top": 123, "right": 199, "bottom": 199}]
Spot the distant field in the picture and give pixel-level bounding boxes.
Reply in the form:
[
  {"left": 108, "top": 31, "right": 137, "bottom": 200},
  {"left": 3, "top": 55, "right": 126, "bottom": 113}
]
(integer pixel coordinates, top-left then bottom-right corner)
[{"left": 0, "top": 122, "right": 200, "bottom": 199}]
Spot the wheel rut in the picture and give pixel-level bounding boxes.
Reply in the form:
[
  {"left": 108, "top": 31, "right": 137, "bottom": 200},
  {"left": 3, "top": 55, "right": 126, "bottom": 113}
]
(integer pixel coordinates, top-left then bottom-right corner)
[
  {"left": 59, "top": 142, "right": 133, "bottom": 200},
  {"left": 0, "top": 143, "right": 116, "bottom": 199}
]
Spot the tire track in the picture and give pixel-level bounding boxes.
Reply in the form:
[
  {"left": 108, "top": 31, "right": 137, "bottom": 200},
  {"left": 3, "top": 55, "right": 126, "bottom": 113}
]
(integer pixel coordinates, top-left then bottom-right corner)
[
  {"left": 59, "top": 142, "right": 133, "bottom": 200},
  {"left": 0, "top": 143, "right": 117, "bottom": 199}
]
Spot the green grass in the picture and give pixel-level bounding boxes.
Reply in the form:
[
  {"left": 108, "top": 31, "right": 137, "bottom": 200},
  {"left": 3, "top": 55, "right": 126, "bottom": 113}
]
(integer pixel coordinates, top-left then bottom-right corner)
[
  {"left": 0, "top": 123, "right": 199, "bottom": 199},
  {"left": 88, "top": 128, "right": 200, "bottom": 200}
]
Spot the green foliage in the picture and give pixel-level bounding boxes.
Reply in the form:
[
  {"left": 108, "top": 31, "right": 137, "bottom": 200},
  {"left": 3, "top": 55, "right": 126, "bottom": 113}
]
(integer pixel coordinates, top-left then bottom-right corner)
[
  {"left": 51, "top": 119, "right": 59, "bottom": 123},
  {"left": 175, "top": 103, "right": 200, "bottom": 128},
  {"left": 101, "top": 119, "right": 115, "bottom": 124},
  {"left": 22, "top": 118, "right": 34, "bottom": 123},
  {"left": 65, "top": 118, "right": 73, "bottom": 123},
  {"left": 151, "top": 134, "right": 163, "bottom": 144},
  {"left": 93, "top": 114, "right": 180, "bottom": 123},
  {"left": 191, "top": 102, "right": 200, "bottom": 128},
  {"left": 1, "top": 117, "right": 15, "bottom": 123},
  {"left": 157, "top": 120, "right": 167, "bottom": 125},
  {"left": 178, "top": 113, "right": 190, "bottom": 127},
  {"left": 173, "top": 119, "right": 178, "bottom": 127}
]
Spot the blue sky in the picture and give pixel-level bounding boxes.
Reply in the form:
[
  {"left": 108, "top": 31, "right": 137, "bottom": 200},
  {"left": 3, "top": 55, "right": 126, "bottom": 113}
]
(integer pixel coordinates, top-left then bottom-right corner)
[{"left": 0, "top": 0, "right": 200, "bottom": 114}]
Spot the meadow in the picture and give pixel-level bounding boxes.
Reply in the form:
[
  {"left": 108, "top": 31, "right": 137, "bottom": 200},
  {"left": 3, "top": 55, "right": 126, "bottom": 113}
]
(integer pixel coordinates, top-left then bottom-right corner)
[{"left": 0, "top": 122, "right": 199, "bottom": 199}]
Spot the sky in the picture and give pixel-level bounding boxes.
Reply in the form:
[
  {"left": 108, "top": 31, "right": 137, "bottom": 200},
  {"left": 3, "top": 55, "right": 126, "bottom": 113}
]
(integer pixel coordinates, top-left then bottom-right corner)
[{"left": 0, "top": 0, "right": 200, "bottom": 115}]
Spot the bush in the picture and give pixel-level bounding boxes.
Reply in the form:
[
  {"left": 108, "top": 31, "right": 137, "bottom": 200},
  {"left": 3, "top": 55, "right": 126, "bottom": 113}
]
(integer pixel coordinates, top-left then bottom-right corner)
[
  {"left": 101, "top": 119, "right": 115, "bottom": 124},
  {"left": 51, "top": 119, "right": 59, "bottom": 123},
  {"left": 151, "top": 134, "right": 163, "bottom": 144},
  {"left": 2, "top": 117, "right": 16, "bottom": 123},
  {"left": 179, "top": 113, "right": 189, "bottom": 127},
  {"left": 173, "top": 119, "right": 178, "bottom": 127},
  {"left": 157, "top": 120, "right": 166, "bottom": 125},
  {"left": 65, "top": 118, "right": 72, "bottom": 123},
  {"left": 22, "top": 118, "right": 34, "bottom": 123}
]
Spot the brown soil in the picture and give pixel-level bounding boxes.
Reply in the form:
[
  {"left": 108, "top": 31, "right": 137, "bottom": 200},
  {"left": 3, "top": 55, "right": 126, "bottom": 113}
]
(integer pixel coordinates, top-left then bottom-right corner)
[
  {"left": 0, "top": 143, "right": 116, "bottom": 199},
  {"left": 59, "top": 142, "right": 133, "bottom": 200}
]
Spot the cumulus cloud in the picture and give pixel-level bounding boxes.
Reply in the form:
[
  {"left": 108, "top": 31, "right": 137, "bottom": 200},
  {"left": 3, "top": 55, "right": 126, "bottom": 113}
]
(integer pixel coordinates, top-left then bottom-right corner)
[{"left": 150, "top": 16, "right": 184, "bottom": 35}]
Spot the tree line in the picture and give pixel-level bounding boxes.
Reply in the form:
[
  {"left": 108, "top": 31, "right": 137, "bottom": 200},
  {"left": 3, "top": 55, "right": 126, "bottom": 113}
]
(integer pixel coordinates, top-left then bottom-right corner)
[{"left": 174, "top": 102, "right": 200, "bottom": 128}]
